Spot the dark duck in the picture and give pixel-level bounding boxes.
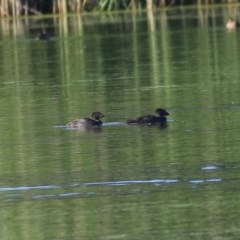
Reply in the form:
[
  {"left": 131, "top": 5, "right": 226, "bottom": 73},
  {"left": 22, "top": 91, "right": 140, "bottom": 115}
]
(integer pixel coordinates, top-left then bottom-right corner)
[
  {"left": 126, "top": 108, "right": 169, "bottom": 127},
  {"left": 37, "top": 29, "right": 51, "bottom": 40},
  {"left": 66, "top": 112, "right": 104, "bottom": 128}
]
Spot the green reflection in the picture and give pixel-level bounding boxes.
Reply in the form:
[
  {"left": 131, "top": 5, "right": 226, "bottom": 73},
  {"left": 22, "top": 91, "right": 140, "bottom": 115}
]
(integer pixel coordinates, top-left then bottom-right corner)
[{"left": 1, "top": 6, "right": 240, "bottom": 240}]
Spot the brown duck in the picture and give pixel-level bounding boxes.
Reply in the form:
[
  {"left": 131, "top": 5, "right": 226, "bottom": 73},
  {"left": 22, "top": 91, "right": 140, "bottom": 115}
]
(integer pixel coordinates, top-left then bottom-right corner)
[{"left": 66, "top": 111, "right": 104, "bottom": 128}]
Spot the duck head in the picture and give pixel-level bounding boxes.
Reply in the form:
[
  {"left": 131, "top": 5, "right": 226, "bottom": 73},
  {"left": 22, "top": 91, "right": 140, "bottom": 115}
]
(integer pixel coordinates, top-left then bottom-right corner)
[
  {"left": 155, "top": 108, "right": 169, "bottom": 117},
  {"left": 91, "top": 112, "right": 105, "bottom": 120}
]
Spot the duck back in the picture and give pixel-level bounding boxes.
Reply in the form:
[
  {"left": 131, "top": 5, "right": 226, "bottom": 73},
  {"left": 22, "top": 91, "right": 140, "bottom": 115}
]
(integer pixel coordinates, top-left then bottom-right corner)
[
  {"left": 126, "top": 108, "right": 169, "bottom": 126},
  {"left": 66, "top": 111, "right": 104, "bottom": 129}
]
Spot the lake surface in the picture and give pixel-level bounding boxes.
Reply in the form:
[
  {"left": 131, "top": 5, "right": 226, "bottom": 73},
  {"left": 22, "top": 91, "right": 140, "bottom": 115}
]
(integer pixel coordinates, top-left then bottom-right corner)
[{"left": 1, "top": 5, "right": 240, "bottom": 240}]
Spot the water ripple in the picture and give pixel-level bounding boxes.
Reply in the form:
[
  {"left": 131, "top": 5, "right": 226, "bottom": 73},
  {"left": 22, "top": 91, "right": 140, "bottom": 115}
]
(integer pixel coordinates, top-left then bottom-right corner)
[
  {"left": 82, "top": 179, "right": 179, "bottom": 186},
  {"left": 0, "top": 177, "right": 223, "bottom": 202},
  {"left": 0, "top": 185, "right": 60, "bottom": 192}
]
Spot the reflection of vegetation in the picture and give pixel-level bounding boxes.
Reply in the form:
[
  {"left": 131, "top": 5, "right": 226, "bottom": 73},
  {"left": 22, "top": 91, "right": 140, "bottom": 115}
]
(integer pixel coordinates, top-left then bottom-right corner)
[
  {"left": 1, "top": 7, "right": 240, "bottom": 239},
  {"left": 0, "top": 0, "right": 239, "bottom": 16},
  {"left": 1, "top": 6, "right": 240, "bottom": 166},
  {"left": 2, "top": 184, "right": 240, "bottom": 239}
]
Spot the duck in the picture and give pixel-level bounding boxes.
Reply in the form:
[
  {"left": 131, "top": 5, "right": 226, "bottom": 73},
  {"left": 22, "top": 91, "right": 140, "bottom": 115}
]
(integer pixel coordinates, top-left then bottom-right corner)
[
  {"left": 126, "top": 108, "right": 169, "bottom": 126},
  {"left": 66, "top": 111, "right": 104, "bottom": 128},
  {"left": 226, "top": 18, "right": 240, "bottom": 30},
  {"left": 37, "top": 29, "right": 51, "bottom": 40}
]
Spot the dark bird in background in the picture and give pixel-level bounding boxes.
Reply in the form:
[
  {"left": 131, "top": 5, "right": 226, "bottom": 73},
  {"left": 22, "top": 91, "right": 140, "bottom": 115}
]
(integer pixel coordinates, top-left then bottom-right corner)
[{"left": 37, "top": 29, "right": 52, "bottom": 40}]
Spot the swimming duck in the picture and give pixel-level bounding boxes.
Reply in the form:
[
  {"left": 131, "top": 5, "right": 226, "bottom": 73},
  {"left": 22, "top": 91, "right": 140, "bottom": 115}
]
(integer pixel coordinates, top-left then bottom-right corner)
[
  {"left": 126, "top": 108, "right": 169, "bottom": 126},
  {"left": 37, "top": 29, "right": 51, "bottom": 40},
  {"left": 66, "top": 111, "right": 104, "bottom": 128},
  {"left": 226, "top": 18, "right": 240, "bottom": 30}
]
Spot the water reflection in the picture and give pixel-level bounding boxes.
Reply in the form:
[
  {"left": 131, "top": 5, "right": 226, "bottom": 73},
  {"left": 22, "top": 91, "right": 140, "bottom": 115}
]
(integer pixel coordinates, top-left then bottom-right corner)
[{"left": 1, "top": 5, "right": 240, "bottom": 240}]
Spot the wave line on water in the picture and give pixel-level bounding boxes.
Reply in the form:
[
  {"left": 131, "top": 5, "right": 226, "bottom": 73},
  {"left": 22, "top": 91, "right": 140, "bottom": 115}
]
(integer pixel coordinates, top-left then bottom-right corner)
[
  {"left": 0, "top": 177, "right": 224, "bottom": 202},
  {"left": 0, "top": 177, "right": 223, "bottom": 193},
  {"left": 0, "top": 185, "right": 60, "bottom": 192},
  {"left": 82, "top": 179, "right": 180, "bottom": 187}
]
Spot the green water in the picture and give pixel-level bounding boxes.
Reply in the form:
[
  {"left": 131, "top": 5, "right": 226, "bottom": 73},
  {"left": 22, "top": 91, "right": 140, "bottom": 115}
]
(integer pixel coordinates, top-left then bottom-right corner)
[{"left": 1, "top": 6, "right": 240, "bottom": 240}]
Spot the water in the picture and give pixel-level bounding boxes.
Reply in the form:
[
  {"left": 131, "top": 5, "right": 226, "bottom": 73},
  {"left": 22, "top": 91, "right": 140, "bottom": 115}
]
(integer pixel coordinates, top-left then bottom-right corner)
[{"left": 1, "top": 6, "right": 240, "bottom": 239}]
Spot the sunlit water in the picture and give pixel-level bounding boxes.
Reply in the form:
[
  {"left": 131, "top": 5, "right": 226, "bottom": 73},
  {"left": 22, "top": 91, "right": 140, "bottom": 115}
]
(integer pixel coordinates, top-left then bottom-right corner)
[{"left": 1, "top": 5, "right": 240, "bottom": 240}]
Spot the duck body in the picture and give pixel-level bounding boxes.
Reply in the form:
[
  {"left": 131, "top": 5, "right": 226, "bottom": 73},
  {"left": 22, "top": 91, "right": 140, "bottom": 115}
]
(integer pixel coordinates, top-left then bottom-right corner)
[
  {"left": 226, "top": 18, "right": 240, "bottom": 30},
  {"left": 37, "top": 30, "right": 51, "bottom": 40},
  {"left": 66, "top": 112, "right": 104, "bottom": 128},
  {"left": 126, "top": 108, "right": 169, "bottom": 126}
]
